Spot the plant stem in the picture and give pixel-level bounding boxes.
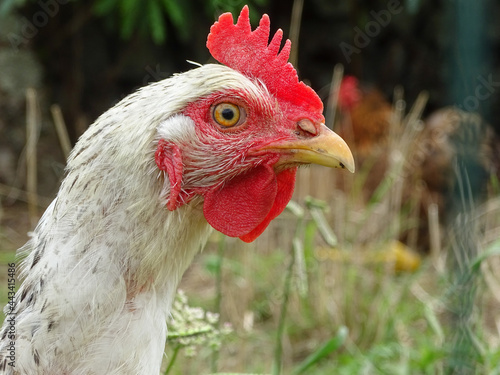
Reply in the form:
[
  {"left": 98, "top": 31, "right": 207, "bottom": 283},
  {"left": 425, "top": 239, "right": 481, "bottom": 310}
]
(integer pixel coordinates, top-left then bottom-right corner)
[
  {"left": 211, "top": 233, "right": 226, "bottom": 373},
  {"left": 164, "top": 345, "right": 180, "bottom": 375},
  {"left": 26, "top": 88, "right": 40, "bottom": 228},
  {"left": 272, "top": 218, "right": 302, "bottom": 375},
  {"left": 288, "top": 0, "right": 304, "bottom": 67}
]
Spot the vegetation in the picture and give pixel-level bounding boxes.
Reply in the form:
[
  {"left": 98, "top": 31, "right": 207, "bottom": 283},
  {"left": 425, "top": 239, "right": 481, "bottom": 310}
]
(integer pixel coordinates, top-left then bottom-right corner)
[
  {"left": 0, "top": 0, "right": 498, "bottom": 373},
  {"left": 0, "top": 0, "right": 268, "bottom": 44},
  {"left": 5, "top": 134, "right": 500, "bottom": 375},
  {"left": 1, "top": 68, "right": 499, "bottom": 375},
  {"left": 159, "top": 89, "right": 500, "bottom": 373},
  {"left": 154, "top": 193, "right": 500, "bottom": 374}
]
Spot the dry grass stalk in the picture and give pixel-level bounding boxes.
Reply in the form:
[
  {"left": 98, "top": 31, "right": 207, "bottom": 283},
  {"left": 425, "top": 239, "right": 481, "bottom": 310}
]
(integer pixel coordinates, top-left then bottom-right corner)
[
  {"left": 342, "top": 90, "right": 429, "bottom": 247},
  {"left": 288, "top": 0, "right": 304, "bottom": 68},
  {"left": 0, "top": 183, "right": 51, "bottom": 207},
  {"left": 428, "top": 203, "right": 444, "bottom": 272},
  {"left": 325, "top": 64, "right": 344, "bottom": 129},
  {"left": 51, "top": 104, "right": 72, "bottom": 159},
  {"left": 26, "top": 88, "right": 40, "bottom": 227}
]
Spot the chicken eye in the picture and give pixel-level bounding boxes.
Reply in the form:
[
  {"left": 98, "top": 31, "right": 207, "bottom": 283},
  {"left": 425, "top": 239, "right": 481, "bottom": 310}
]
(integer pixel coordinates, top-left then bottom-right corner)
[{"left": 213, "top": 103, "right": 241, "bottom": 127}]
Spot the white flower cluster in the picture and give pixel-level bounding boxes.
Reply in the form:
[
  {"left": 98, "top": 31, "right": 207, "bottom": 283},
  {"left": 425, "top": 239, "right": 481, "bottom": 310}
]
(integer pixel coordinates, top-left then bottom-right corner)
[{"left": 167, "top": 290, "right": 232, "bottom": 357}]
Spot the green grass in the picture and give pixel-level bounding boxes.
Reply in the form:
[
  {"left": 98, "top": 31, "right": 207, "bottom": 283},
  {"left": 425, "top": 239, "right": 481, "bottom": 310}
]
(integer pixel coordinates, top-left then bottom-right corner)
[
  {"left": 163, "top": 222, "right": 500, "bottom": 374},
  {"left": 158, "top": 91, "right": 500, "bottom": 373},
  {"left": 0, "top": 250, "right": 16, "bottom": 324},
  {"left": 1, "top": 197, "right": 499, "bottom": 374}
]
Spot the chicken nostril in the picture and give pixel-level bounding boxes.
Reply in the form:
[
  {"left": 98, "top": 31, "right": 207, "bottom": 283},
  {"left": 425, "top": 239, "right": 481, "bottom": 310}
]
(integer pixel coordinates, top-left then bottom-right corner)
[{"left": 296, "top": 119, "right": 318, "bottom": 137}]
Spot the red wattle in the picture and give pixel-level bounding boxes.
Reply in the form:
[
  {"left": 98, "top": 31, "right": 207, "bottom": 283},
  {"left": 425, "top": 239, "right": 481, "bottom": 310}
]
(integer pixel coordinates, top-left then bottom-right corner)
[
  {"left": 203, "top": 165, "right": 277, "bottom": 238},
  {"left": 203, "top": 165, "right": 297, "bottom": 242},
  {"left": 239, "top": 168, "right": 296, "bottom": 242}
]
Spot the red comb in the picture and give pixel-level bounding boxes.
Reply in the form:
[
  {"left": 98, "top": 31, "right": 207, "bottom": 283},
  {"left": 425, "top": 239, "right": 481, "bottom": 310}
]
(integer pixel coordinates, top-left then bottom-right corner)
[
  {"left": 207, "top": 6, "right": 323, "bottom": 116},
  {"left": 338, "top": 76, "right": 361, "bottom": 110}
]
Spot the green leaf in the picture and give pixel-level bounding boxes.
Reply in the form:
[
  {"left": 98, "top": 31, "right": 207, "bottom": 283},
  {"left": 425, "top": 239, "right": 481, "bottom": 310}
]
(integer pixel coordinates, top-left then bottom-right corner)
[
  {"left": 0, "top": 251, "right": 16, "bottom": 264},
  {"left": 204, "top": 254, "right": 243, "bottom": 276},
  {"left": 490, "top": 174, "right": 500, "bottom": 195},
  {"left": 0, "top": 0, "right": 20, "bottom": 16},
  {"left": 309, "top": 207, "right": 337, "bottom": 247},
  {"left": 204, "top": 254, "right": 222, "bottom": 275},
  {"left": 286, "top": 200, "right": 304, "bottom": 218},
  {"left": 160, "top": 0, "right": 182, "bottom": 27},
  {"left": 120, "top": 0, "right": 140, "bottom": 39},
  {"left": 161, "top": 0, "right": 189, "bottom": 39},
  {"left": 304, "top": 196, "right": 328, "bottom": 210},
  {"left": 470, "top": 238, "right": 500, "bottom": 273},
  {"left": 93, "top": 0, "right": 119, "bottom": 16},
  {"left": 253, "top": 0, "right": 268, "bottom": 6},
  {"left": 292, "top": 326, "right": 348, "bottom": 374},
  {"left": 148, "top": 0, "right": 166, "bottom": 43},
  {"left": 303, "top": 220, "right": 317, "bottom": 266}
]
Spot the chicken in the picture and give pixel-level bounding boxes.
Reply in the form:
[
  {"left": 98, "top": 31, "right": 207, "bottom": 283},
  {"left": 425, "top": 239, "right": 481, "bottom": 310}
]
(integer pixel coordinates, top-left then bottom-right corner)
[
  {"left": 336, "top": 75, "right": 498, "bottom": 251},
  {"left": 337, "top": 76, "right": 394, "bottom": 161},
  {"left": 0, "top": 7, "right": 354, "bottom": 375},
  {"left": 414, "top": 107, "right": 499, "bottom": 212},
  {"left": 335, "top": 76, "right": 394, "bottom": 199}
]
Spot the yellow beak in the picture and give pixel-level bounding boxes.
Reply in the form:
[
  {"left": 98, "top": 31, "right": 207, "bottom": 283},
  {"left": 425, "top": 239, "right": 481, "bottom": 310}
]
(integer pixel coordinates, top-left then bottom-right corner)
[{"left": 259, "top": 123, "right": 355, "bottom": 173}]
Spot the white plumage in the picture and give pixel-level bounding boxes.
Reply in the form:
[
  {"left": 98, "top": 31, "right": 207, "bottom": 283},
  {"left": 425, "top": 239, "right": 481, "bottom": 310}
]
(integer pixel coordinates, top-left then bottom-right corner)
[
  {"left": 0, "top": 8, "right": 354, "bottom": 374},
  {"left": 0, "top": 66, "right": 259, "bottom": 374}
]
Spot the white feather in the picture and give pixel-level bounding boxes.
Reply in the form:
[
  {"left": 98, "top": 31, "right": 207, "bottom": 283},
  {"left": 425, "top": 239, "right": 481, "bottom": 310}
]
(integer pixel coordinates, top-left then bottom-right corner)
[{"left": 0, "top": 64, "right": 273, "bottom": 374}]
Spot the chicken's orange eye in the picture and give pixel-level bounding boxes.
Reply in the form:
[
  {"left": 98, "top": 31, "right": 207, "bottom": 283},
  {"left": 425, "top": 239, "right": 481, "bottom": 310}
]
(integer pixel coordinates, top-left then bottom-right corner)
[{"left": 213, "top": 103, "right": 241, "bottom": 127}]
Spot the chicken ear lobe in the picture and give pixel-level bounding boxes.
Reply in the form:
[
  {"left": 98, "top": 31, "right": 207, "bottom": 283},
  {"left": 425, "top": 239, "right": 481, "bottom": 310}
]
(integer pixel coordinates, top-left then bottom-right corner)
[
  {"left": 203, "top": 164, "right": 278, "bottom": 238},
  {"left": 155, "top": 139, "right": 185, "bottom": 211}
]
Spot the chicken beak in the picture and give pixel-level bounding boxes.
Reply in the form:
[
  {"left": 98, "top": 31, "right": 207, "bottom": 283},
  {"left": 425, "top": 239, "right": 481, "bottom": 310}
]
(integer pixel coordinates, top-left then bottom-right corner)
[{"left": 259, "top": 123, "right": 355, "bottom": 173}]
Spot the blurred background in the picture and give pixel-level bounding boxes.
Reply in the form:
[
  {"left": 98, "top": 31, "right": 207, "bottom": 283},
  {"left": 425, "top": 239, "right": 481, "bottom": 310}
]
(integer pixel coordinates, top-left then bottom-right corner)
[{"left": 1, "top": 0, "right": 500, "bottom": 374}]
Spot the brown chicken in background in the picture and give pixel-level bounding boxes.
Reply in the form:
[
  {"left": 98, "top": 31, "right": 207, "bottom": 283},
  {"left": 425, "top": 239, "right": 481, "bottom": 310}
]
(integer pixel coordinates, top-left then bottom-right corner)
[
  {"left": 336, "top": 76, "right": 500, "bottom": 252},
  {"left": 335, "top": 76, "right": 394, "bottom": 199},
  {"left": 336, "top": 76, "right": 394, "bottom": 160}
]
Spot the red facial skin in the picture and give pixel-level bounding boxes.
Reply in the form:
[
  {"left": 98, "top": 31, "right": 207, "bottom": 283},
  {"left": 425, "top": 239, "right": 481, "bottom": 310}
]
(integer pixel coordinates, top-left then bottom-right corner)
[
  {"left": 155, "top": 6, "right": 326, "bottom": 243},
  {"left": 154, "top": 89, "right": 324, "bottom": 243}
]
